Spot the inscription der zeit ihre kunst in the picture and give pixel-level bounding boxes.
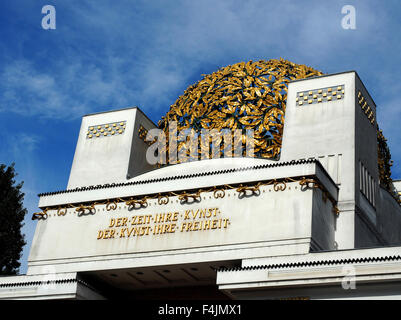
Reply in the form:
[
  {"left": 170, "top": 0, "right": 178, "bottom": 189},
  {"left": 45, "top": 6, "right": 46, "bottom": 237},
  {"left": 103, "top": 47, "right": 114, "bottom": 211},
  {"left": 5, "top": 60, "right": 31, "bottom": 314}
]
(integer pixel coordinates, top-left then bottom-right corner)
[{"left": 96, "top": 207, "right": 230, "bottom": 240}]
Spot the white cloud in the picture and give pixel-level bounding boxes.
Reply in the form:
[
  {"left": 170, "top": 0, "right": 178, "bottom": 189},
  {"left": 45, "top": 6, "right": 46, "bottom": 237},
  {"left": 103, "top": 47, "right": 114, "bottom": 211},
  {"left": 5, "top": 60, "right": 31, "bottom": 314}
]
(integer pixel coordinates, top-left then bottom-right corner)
[{"left": 0, "top": 58, "right": 134, "bottom": 119}]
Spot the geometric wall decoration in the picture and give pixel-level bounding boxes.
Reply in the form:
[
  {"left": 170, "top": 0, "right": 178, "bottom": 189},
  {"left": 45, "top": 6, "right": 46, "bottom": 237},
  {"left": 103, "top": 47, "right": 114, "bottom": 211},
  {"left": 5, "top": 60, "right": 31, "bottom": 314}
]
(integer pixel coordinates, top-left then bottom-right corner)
[
  {"left": 138, "top": 125, "right": 154, "bottom": 146},
  {"left": 86, "top": 121, "right": 126, "bottom": 139},
  {"left": 296, "top": 84, "right": 345, "bottom": 106},
  {"left": 357, "top": 91, "right": 375, "bottom": 125},
  {"left": 359, "top": 160, "right": 376, "bottom": 208}
]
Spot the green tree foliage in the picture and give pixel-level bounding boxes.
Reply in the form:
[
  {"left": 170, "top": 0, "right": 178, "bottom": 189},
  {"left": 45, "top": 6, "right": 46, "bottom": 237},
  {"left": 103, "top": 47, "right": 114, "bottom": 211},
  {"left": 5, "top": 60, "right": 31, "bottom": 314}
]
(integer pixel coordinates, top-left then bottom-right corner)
[{"left": 0, "top": 163, "right": 27, "bottom": 275}]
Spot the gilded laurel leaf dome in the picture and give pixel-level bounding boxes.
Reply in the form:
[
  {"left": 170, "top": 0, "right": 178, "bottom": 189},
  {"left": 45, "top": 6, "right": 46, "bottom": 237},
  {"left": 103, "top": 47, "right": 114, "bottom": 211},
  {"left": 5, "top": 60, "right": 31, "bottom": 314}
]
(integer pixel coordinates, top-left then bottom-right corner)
[{"left": 158, "top": 58, "right": 323, "bottom": 160}]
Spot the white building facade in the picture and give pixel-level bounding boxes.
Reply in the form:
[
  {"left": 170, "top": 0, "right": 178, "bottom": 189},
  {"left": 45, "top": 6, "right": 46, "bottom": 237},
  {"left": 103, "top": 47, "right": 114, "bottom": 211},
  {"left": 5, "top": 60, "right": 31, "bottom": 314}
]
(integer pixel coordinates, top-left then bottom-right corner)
[{"left": 1, "top": 71, "right": 401, "bottom": 300}]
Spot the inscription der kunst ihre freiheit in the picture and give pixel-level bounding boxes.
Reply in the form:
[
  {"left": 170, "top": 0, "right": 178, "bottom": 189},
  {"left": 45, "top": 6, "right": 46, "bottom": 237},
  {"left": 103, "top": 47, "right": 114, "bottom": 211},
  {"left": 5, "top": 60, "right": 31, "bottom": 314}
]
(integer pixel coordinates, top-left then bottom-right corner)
[{"left": 96, "top": 207, "right": 230, "bottom": 240}]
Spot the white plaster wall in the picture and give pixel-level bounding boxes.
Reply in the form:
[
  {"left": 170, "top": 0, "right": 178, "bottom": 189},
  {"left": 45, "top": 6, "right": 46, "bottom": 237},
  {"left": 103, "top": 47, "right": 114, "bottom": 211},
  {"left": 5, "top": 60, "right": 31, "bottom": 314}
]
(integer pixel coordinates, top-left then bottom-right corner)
[
  {"left": 28, "top": 182, "right": 323, "bottom": 274},
  {"left": 354, "top": 75, "right": 379, "bottom": 228},
  {"left": 218, "top": 246, "right": 401, "bottom": 300},
  {"left": 281, "top": 72, "right": 357, "bottom": 249},
  {"left": 377, "top": 186, "right": 401, "bottom": 245},
  {"left": 127, "top": 108, "right": 157, "bottom": 179},
  {"left": 67, "top": 107, "right": 156, "bottom": 189},
  {"left": 0, "top": 272, "right": 104, "bottom": 300},
  {"left": 311, "top": 187, "right": 336, "bottom": 251}
]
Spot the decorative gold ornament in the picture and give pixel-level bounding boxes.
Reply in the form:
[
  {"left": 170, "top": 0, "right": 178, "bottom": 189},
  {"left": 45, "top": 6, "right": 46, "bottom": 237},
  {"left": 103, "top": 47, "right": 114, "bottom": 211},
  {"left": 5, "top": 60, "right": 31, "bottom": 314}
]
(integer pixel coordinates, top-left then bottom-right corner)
[
  {"left": 296, "top": 85, "right": 344, "bottom": 107},
  {"left": 57, "top": 207, "right": 67, "bottom": 216},
  {"left": 32, "top": 209, "right": 48, "bottom": 220},
  {"left": 273, "top": 180, "right": 287, "bottom": 192},
  {"left": 158, "top": 58, "right": 323, "bottom": 161},
  {"left": 86, "top": 121, "right": 126, "bottom": 139},
  {"left": 377, "top": 127, "right": 396, "bottom": 198},
  {"left": 75, "top": 204, "right": 96, "bottom": 216},
  {"left": 357, "top": 91, "right": 375, "bottom": 125},
  {"left": 106, "top": 200, "right": 118, "bottom": 211},
  {"left": 33, "top": 175, "right": 341, "bottom": 220},
  {"left": 157, "top": 194, "right": 169, "bottom": 205},
  {"left": 125, "top": 198, "right": 148, "bottom": 210},
  {"left": 236, "top": 182, "right": 262, "bottom": 197},
  {"left": 178, "top": 191, "right": 201, "bottom": 203},
  {"left": 213, "top": 188, "right": 226, "bottom": 199}
]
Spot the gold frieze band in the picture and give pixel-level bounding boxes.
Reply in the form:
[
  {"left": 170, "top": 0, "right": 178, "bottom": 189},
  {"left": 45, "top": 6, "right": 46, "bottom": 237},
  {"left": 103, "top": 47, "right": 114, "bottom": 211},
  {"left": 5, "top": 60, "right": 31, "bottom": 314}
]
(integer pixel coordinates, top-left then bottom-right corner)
[{"left": 32, "top": 176, "right": 339, "bottom": 220}]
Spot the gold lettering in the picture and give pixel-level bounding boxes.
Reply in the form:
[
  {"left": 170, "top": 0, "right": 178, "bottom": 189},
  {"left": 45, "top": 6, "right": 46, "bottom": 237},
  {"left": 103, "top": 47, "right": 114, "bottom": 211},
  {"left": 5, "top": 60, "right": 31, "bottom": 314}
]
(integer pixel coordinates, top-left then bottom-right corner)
[
  {"left": 154, "top": 213, "right": 165, "bottom": 223},
  {"left": 146, "top": 215, "right": 152, "bottom": 224},
  {"left": 132, "top": 227, "right": 141, "bottom": 236},
  {"left": 138, "top": 226, "right": 146, "bottom": 236},
  {"left": 103, "top": 230, "right": 110, "bottom": 239},
  {"left": 97, "top": 207, "right": 227, "bottom": 239},
  {"left": 203, "top": 220, "right": 211, "bottom": 230},
  {"left": 214, "top": 208, "right": 220, "bottom": 217},
  {"left": 121, "top": 217, "right": 128, "bottom": 227},
  {"left": 127, "top": 227, "right": 134, "bottom": 237},
  {"left": 184, "top": 210, "right": 191, "bottom": 220},
  {"left": 153, "top": 224, "right": 163, "bottom": 234},
  {"left": 180, "top": 222, "right": 186, "bottom": 232},
  {"left": 116, "top": 218, "right": 122, "bottom": 227}
]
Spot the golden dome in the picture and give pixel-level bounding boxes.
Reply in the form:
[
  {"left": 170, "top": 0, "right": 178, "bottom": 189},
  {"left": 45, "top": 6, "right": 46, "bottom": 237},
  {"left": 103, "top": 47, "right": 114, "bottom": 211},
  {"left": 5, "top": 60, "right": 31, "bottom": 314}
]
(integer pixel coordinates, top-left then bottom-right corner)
[{"left": 158, "top": 58, "right": 323, "bottom": 161}]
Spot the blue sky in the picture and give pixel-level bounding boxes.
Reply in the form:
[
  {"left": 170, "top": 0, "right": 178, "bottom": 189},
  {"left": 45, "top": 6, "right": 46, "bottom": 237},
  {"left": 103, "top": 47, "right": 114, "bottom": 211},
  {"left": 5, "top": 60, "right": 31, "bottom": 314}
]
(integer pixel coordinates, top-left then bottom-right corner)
[{"left": 0, "top": 0, "right": 400, "bottom": 274}]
